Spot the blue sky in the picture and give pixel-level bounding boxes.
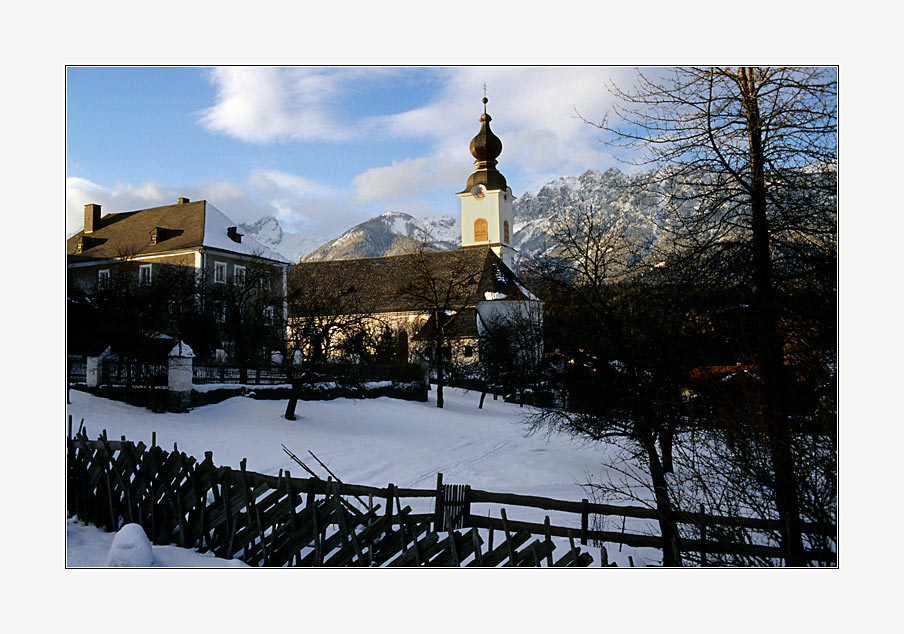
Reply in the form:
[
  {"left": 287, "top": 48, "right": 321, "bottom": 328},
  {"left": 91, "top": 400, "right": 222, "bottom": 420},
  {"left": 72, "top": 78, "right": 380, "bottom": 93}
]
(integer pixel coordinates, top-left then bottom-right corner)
[{"left": 66, "top": 66, "right": 634, "bottom": 240}]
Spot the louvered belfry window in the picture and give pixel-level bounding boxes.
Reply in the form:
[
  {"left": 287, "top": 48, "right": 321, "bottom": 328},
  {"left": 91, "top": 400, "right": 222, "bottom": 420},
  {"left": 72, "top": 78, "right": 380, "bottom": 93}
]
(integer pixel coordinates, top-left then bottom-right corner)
[
  {"left": 504, "top": 220, "right": 510, "bottom": 243},
  {"left": 474, "top": 218, "right": 488, "bottom": 242}
]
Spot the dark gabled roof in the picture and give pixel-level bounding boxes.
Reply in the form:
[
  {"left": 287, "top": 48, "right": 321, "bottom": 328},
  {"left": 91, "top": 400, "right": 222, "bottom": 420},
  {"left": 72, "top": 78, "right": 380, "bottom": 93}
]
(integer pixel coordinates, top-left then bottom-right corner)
[
  {"left": 288, "top": 246, "right": 536, "bottom": 317},
  {"left": 67, "top": 201, "right": 207, "bottom": 260},
  {"left": 66, "top": 200, "right": 289, "bottom": 264}
]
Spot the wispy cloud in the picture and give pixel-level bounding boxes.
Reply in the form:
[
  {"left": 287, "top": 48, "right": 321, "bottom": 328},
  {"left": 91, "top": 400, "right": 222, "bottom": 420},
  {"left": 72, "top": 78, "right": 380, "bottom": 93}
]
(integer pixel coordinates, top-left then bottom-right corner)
[
  {"left": 197, "top": 67, "right": 405, "bottom": 143},
  {"left": 249, "top": 169, "right": 344, "bottom": 199},
  {"left": 350, "top": 155, "right": 462, "bottom": 206}
]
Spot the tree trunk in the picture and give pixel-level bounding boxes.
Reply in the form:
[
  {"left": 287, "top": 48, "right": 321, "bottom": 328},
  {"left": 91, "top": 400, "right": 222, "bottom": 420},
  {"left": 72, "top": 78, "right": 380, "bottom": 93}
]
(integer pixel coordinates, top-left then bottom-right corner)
[
  {"left": 284, "top": 397, "right": 298, "bottom": 420},
  {"left": 739, "top": 67, "right": 805, "bottom": 566},
  {"left": 660, "top": 424, "right": 674, "bottom": 474},
  {"left": 435, "top": 338, "right": 444, "bottom": 409},
  {"left": 642, "top": 431, "right": 681, "bottom": 566}
]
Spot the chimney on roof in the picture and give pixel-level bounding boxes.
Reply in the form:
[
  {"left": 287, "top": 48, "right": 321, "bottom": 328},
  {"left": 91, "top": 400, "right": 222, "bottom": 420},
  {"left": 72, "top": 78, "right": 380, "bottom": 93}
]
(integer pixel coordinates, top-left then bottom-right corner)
[
  {"left": 84, "top": 203, "right": 101, "bottom": 233},
  {"left": 177, "top": 197, "right": 190, "bottom": 204}
]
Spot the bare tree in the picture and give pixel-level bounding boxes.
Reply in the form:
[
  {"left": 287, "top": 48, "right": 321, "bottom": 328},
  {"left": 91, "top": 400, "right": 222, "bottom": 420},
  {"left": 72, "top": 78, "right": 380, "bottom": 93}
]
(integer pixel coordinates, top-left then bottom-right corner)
[
  {"left": 583, "top": 66, "right": 837, "bottom": 564},
  {"left": 523, "top": 199, "right": 701, "bottom": 565},
  {"left": 209, "top": 254, "right": 286, "bottom": 384},
  {"left": 477, "top": 298, "right": 544, "bottom": 407},
  {"left": 399, "top": 241, "right": 483, "bottom": 409},
  {"left": 283, "top": 265, "right": 389, "bottom": 420}
]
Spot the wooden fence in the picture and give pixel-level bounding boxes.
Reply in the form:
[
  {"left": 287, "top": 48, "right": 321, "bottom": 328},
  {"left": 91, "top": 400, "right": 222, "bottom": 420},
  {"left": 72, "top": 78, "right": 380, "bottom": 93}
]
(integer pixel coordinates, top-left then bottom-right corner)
[
  {"left": 66, "top": 420, "right": 594, "bottom": 567},
  {"left": 66, "top": 418, "right": 836, "bottom": 567}
]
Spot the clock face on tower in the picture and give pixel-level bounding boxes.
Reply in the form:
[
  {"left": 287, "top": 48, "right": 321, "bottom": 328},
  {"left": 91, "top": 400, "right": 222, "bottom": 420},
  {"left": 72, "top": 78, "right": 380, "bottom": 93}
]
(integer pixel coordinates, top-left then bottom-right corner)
[{"left": 470, "top": 184, "right": 486, "bottom": 199}]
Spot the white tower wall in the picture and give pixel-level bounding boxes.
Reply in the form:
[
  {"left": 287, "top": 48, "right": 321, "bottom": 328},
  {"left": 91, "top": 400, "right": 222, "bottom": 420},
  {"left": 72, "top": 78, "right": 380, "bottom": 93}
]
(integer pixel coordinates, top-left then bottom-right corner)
[{"left": 458, "top": 187, "right": 516, "bottom": 266}]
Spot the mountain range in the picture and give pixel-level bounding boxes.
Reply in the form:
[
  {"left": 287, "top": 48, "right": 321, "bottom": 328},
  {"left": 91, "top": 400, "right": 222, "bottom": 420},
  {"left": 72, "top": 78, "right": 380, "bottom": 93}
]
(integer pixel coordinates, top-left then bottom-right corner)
[{"left": 240, "top": 168, "right": 666, "bottom": 266}]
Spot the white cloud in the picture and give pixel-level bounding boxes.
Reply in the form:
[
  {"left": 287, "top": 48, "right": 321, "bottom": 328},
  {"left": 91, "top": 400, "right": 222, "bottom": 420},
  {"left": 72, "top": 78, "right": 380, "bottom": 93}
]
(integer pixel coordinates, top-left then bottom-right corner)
[
  {"left": 349, "top": 155, "right": 462, "bottom": 206},
  {"left": 249, "top": 169, "right": 343, "bottom": 199},
  {"left": 197, "top": 67, "right": 404, "bottom": 143}
]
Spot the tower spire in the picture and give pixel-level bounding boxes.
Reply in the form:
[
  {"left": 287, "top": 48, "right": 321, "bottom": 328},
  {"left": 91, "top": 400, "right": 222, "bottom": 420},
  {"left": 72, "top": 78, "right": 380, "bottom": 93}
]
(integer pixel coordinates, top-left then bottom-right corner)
[
  {"left": 456, "top": 96, "right": 516, "bottom": 267},
  {"left": 463, "top": 96, "right": 505, "bottom": 192}
]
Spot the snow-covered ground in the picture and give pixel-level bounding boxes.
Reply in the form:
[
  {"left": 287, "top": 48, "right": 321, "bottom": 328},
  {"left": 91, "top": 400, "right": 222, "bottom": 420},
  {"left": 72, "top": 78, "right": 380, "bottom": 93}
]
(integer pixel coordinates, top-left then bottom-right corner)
[
  {"left": 66, "top": 518, "right": 247, "bottom": 567},
  {"left": 66, "top": 387, "right": 662, "bottom": 567}
]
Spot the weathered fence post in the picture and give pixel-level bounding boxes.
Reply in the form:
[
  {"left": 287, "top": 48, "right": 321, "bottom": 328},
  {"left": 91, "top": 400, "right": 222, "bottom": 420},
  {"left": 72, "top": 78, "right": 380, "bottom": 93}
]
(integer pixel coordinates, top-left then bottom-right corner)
[
  {"left": 433, "top": 473, "right": 445, "bottom": 532},
  {"left": 385, "top": 483, "right": 395, "bottom": 524},
  {"left": 581, "top": 498, "right": 589, "bottom": 545},
  {"left": 463, "top": 485, "right": 472, "bottom": 528}
]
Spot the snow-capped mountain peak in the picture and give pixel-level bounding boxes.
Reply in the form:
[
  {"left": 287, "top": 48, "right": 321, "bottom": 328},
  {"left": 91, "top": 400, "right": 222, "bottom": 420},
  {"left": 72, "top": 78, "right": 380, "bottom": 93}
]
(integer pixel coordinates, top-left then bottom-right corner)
[{"left": 238, "top": 168, "right": 671, "bottom": 265}]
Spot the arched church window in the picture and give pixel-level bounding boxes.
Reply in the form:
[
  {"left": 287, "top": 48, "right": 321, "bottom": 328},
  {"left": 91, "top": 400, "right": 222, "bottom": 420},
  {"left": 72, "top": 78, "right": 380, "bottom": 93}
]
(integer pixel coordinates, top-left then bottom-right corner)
[
  {"left": 504, "top": 220, "right": 510, "bottom": 243},
  {"left": 474, "top": 218, "right": 488, "bottom": 242}
]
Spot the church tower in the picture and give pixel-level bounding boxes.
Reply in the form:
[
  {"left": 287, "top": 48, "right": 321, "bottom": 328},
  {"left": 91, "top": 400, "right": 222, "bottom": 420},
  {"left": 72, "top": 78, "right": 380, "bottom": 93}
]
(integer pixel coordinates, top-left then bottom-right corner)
[{"left": 457, "top": 97, "right": 516, "bottom": 267}]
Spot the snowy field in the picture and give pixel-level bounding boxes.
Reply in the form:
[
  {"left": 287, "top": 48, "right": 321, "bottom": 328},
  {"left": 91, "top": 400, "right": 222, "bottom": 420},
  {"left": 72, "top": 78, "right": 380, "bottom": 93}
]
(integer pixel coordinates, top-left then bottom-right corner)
[{"left": 66, "top": 386, "right": 662, "bottom": 567}]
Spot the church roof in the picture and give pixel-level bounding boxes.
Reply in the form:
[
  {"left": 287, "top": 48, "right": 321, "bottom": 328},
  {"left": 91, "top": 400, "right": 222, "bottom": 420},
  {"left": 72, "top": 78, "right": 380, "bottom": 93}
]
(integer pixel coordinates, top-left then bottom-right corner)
[{"left": 288, "top": 246, "right": 536, "bottom": 317}]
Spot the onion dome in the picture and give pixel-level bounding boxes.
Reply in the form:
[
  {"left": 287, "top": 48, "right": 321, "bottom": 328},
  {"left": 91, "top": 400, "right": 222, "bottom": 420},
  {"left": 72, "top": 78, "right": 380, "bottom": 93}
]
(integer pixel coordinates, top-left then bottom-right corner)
[
  {"left": 463, "top": 97, "right": 507, "bottom": 192},
  {"left": 470, "top": 98, "right": 503, "bottom": 163}
]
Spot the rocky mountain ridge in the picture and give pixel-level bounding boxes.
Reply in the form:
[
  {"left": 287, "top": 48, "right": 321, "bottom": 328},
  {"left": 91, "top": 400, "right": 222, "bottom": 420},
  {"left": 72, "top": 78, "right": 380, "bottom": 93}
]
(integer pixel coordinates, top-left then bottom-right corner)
[{"left": 239, "top": 168, "right": 667, "bottom": 265}]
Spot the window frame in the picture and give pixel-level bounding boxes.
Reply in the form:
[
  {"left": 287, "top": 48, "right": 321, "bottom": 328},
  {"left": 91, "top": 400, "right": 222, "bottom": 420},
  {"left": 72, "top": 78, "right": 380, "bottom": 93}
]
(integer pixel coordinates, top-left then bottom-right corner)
[
  {"left": 138, "top": 263, "right": 152, "bottom": 285},
  {"left": 97, "top": 268, "right": 110, "bottom": 288},
  {"left": 214, "top": 261, "right": 226, "bottom": 284},
  {"left": 234, "top": 264, "right": 246, "bottom": 286}
]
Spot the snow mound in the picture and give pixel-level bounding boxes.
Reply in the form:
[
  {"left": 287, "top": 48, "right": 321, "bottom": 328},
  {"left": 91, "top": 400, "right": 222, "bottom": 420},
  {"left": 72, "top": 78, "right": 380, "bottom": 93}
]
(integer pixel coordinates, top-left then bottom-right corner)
[{"left": 104, "top": 523, "right": 155, "bottom": 567}]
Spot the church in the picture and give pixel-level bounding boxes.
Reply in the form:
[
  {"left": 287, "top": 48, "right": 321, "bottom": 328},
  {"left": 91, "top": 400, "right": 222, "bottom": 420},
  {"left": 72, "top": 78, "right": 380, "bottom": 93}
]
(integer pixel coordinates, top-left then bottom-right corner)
[{"left": 286, "top": 98, "right": 544, "bottom": 372}]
